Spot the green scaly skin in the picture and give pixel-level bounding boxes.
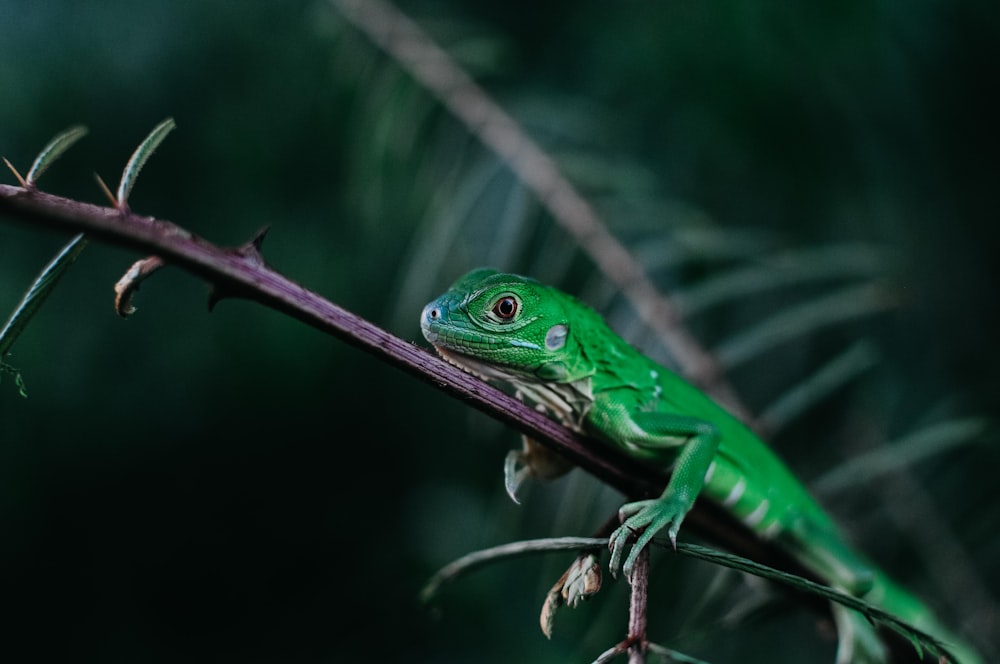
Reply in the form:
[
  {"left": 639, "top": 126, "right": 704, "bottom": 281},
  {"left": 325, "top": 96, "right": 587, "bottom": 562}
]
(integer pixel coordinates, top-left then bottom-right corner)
[{"left": 421, "top": 268, "right": 982, "bottom": 664}]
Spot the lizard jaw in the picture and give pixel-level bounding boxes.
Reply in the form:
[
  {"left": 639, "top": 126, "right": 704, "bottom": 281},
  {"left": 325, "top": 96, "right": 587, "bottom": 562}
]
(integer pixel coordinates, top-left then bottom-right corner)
[
  {"left": 432, "top": 344, "right": 592, "bottom": 432},
  {"left": 431, "top": 345, "right": 523, "bottom": 384}
]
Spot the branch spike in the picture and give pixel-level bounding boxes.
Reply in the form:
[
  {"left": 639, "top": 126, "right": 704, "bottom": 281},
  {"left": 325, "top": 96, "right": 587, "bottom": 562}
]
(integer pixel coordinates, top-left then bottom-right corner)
[
  {"left": 238, "top": 225, "right": 271, "bottom": 265},
  {"left": 207, "top": 227, "right": 273, "bottom": 310},
  {"left": 250, "top": 225, "right": 270, "bottom": 250},
  {"left": 94, "top": 173, "right": 118, "bottom": 208},
  {"left": 3, "top": 157, "right": 28, "bottom": 188}
]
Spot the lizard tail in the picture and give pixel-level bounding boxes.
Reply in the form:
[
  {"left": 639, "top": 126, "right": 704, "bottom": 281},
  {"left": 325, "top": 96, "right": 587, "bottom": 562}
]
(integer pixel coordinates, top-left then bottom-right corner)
[
  {"left": 778, "top": 515, "right": 982, "bottom": 664},
  {"left": 864, "top": 571, "right": 983, "bottom": 664}
]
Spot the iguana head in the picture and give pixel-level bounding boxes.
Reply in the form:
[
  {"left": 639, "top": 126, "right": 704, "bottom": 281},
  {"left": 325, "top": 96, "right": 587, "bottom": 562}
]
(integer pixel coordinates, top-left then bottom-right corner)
[{"left": 421, "top": 268, "right": 595, "bottom": 385}]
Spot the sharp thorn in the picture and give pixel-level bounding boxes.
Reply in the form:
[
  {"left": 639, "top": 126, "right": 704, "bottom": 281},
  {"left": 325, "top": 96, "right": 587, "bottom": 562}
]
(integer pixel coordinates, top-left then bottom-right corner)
[{"left": 3, "top": 157, "right": 28, "bottom": 188}]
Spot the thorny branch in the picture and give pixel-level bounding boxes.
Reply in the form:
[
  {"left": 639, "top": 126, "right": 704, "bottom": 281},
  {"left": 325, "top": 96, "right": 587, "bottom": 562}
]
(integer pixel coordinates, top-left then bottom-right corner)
[{"left": 0, "top": 182, "right": 779, "bottom": 568}]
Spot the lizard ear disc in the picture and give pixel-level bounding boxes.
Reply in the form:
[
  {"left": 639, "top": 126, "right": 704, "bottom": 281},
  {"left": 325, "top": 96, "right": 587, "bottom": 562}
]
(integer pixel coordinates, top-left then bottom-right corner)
[{"left": 545, "top": 324, "right": 568, "bottom": 351}]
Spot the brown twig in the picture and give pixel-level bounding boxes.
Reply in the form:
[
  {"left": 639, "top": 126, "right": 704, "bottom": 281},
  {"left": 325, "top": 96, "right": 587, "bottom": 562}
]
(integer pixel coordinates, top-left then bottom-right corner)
[
  {"left": 0, "top": 186, "right": 608, "bottom": 472},
  {"left": 590, "top": 544, "right": 650, "bottom": 664},
  {"left": 627, "top": 547, "right": 650, "bottom": 664},
  {"left": 0, "top": 182, "right": 787, "bottom": 565},
  {"left": 0, "top": 185, "right": 645, "bottom": 476}
]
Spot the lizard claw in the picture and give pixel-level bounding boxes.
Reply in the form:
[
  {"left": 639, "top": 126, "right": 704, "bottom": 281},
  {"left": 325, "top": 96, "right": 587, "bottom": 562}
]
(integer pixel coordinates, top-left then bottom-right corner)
[
  {"left": 607, "top": 525, "right": 634, "bottom": 579},
  {"left": 504, "top": 436, "right": 574, "bottom": 504},
  {"left": 608, "top": 496, "right": 691, "bottom": 579},
  {"left": 503, "top": 449, "right": 529, "bottom": 504}
]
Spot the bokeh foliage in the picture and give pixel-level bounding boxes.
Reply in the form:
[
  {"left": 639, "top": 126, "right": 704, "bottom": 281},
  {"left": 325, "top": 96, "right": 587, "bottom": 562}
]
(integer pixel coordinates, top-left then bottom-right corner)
[{"left": 1, "top": 1, "right": 998, "bottom": 662}]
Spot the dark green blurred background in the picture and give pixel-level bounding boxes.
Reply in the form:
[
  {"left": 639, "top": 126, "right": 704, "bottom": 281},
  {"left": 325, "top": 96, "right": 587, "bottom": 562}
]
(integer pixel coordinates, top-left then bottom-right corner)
[{"left": 2, "top": 1, "right": 998, "bottom": 662}]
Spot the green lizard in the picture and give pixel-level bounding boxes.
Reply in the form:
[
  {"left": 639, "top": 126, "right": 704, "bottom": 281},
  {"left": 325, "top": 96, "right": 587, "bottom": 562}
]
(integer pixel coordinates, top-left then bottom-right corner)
[{"left": 420, "top": 268, "right": 982, "bottom": 664}]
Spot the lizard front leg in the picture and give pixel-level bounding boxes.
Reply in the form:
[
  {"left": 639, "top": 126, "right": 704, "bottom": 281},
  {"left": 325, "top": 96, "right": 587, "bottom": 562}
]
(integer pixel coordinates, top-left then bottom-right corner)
[
  {"left": 589, "top": 404, "right": 720, "bottom": 579},
  {"left": 504, "top": 434, "right": 574, "bottom": 503}
]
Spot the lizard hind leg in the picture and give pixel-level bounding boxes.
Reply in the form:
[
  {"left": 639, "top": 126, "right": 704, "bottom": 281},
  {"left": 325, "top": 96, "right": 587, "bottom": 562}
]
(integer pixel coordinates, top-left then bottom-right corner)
[
  {"left": 780, "top": 515, "right": 887, "bottom": 663},
  {"left": 781, "top": 512, "right": 876, "bottom": 598},
  {"left": 831, "top": 602, "right": 888, "bottom": 664}
]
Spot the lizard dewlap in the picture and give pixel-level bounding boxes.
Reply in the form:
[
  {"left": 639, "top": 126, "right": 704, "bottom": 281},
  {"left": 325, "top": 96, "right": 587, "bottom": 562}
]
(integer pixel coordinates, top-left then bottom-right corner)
[{"left": 421, "top": 268, "right": 982, "bottom": 664}]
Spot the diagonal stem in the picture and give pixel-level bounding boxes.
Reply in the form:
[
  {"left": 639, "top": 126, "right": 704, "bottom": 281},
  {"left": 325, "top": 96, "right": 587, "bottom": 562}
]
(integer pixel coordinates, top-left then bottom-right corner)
[
  {"left": 0, "top": 181, "right": 799, "bottom": 589},
  {"left": 627, "top": 546, "right": 650, "bottom": 664}
]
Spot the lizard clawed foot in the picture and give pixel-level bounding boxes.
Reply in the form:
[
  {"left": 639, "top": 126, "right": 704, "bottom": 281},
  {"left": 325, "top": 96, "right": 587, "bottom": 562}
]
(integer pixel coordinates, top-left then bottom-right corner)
[
  {"left": 503, "top": 449, "right": 530, "bottom": 504},
  {"left": 504, "top": 436, "right": 574, "bottom": 504},
  {"left": 608, "top": 496, "right": 688, "bottom": 580}
]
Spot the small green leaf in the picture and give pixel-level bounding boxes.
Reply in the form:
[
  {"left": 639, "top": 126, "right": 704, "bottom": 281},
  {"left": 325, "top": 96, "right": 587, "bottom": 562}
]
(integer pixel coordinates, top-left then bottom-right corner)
[
  {"left": 0, "top": 361, "right": 29, "bottom": 398},
  {"left": 0, "top": 233, "right": 88, "bottom": 360},
  {"left": 25, "top": 125, "right": 89, "bottom": 186},
  {"left": 907, "top": 633, "right": 925, "bottom": 660},
  {"left": 15, "top": 368, "right": 28, "bottom": 397},
  {"left": 116, "top": 117, "right": 176, "bottom": 209}
]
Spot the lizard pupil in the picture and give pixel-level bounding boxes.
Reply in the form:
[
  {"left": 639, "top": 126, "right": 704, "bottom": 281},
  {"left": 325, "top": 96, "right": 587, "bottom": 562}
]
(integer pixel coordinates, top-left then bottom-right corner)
[{"left": 492, "top": 296, "right": 517, "bottom": 319}]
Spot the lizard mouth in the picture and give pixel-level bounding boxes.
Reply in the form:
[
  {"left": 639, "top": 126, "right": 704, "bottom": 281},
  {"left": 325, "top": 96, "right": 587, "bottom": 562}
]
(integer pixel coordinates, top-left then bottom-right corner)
[
  {"left": 433, "top": 341, "right": 592, "bottom": 432},
  {"left": 430, "top": 344, "right": 526, "bottom": 383},
  {"left": 422, "top": 305, "right": 514, "bottom": 361}
]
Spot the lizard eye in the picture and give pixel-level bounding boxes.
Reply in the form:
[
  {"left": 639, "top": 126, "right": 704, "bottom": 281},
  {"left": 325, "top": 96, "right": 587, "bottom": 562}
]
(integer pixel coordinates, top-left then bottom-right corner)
[{"left": 491, "top": 296, "right": 518, "bottom": 320}]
